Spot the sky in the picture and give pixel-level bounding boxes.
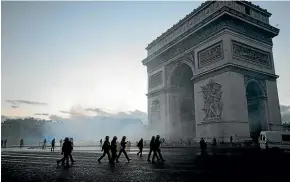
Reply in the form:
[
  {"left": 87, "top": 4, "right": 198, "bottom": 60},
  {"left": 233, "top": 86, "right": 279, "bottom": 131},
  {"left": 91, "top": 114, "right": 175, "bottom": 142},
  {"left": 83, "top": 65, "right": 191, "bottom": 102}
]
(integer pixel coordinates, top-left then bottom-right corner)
[{"left": 1, "top": 1, "right": 290, "bottom": 120}]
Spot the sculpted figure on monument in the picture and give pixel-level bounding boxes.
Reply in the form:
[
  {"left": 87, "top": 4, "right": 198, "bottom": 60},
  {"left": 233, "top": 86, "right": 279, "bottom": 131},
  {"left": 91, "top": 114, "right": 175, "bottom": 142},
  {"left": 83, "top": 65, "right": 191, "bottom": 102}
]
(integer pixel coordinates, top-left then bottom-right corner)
[{"left": 200, "top": 80, "right": 223, "bottom": 120}]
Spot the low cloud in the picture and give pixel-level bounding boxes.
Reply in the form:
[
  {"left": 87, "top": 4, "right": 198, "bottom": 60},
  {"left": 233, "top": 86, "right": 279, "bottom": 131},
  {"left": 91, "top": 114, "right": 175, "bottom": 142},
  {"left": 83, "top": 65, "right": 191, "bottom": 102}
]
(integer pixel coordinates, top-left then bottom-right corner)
[
  {"left": 34, "top": 113, "right": 49, "bottom": 116},
  {"left": 6, "top": 100, "right": 48, "bottom": 106},
  {"left": 85, "top": 108, "right": 110, "bottom": 116},
  {"left": 11, "top": 105, "right": 19, "bottom": 109}
]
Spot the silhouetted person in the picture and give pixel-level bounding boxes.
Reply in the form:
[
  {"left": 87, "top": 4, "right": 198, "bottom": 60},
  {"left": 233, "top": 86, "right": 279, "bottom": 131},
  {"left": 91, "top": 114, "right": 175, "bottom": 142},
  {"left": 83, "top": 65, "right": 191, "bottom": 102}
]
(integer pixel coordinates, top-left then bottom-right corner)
[
  {"left": 230, "top": 136, "right": 233, "bottom": 146},
  {"left": 43, "top": 139, "right": 47, "bottom": 149},
  {"left": 147, "top": 136, "right": 159, "bottom": 162},
  {"left": 212, "top": 137, "right": 217, "bottom": 147},
  {"left": 116, "top": 136, "right": 131, "bottom": 162},
  {"left": 98, "top": 136, "right": 111, "bottom": 162},
  {"left": 51, "top": 138, "right": 55, "bottom": 152},
  {"left": 20, "top": 138, "right": 24, "bottom": 148},
  {"left": 200, "top": 138, "right": 207, "bottom": 155},
  {"left": 57, "top": 137, "right": 72, "bottom": 167},
  {"left": 152, "top": 135, "right": 165, "bottom": 163},
  {"left": 4, "top": 138, "right": 7, "bottom": 148},
  {"left": 110, "top": 136, "right": 118, "bottom": 165},
  {"left": 137, "top": 138, "right": 143, "bottom": 157},
  {"left": 60, "top": 139, "right": 63, "bottom": 147},
  {"left": 1, "top": 140, "right": 3, "bottom": 147},
  {"left": 68, "top": 138, "right": 75, "bottom": 163}
]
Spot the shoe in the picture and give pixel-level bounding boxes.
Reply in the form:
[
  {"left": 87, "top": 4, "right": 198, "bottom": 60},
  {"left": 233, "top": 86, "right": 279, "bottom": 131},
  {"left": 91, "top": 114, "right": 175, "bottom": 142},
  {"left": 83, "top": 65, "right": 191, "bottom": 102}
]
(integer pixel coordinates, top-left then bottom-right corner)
[
  {"left": 56, "top": 160, "right": 60, "bottom": 165},
  {"left": 140, "top": 155, "right": 142, "bottom": 157},
  {"left": 97, "top": 159, "right": 101, "bottom": 162},
  {"left": 147, "top": 159, "right": 151, "bottom": 162},
  {"left": 116, "top": 159, "right": 119, "bottom": 163},
  {"left": 137, "top": 153, "right": 139, "bottom": 156},
  {"left": 127, "top": 158, "right": 132, "bottom": 162}
]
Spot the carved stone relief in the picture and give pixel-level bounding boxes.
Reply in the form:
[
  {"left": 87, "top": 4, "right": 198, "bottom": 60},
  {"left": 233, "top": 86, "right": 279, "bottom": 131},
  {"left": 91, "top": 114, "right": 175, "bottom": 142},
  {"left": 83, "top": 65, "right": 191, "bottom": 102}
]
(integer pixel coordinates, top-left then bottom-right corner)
[
  {"left": 149, "top": 71, "right": 163, "bottom": 88},
  {"left": 198, "top": 41, "right": 223, "bottom": 68},
  {"left": 200, "top": 79, "right": 223, "bottom": 121},
  {"left": 232, "top": 41, "right": 272, "bottom": 69}
]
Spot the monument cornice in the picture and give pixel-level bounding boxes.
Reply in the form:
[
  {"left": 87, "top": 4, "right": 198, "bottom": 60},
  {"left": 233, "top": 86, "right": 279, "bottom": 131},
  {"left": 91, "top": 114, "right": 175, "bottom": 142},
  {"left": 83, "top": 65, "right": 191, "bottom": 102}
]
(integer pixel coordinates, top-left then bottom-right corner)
[
  {"left": 144, "top": 16, "right": 275, "bottom": 72},
  {"left": 191, "top": 63, "right": 279, "bottom": 83},
  {"left": 143, "top": 2, "right": 279, "bottom": 62}
]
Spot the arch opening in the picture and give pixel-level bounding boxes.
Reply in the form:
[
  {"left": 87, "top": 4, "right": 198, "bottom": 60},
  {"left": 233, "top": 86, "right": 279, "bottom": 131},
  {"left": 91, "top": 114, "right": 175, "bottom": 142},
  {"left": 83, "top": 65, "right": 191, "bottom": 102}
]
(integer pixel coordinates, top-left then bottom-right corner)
[
  {"left": 169, "top": 63, "right": 195, "bottom": 140},
  {"left": 246, "top": 80, "right": 267, "bottom": 143}
]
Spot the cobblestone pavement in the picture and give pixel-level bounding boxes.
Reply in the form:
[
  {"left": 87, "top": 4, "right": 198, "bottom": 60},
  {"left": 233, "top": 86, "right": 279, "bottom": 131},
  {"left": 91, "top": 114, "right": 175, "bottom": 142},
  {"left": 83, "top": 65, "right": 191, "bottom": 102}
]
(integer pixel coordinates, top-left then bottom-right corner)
[
  {"left": 2, "top": 148, "right": 210, "bottom": 182},
  {"left": 2, "top": 148, "right": 290, "bottom": 182}
]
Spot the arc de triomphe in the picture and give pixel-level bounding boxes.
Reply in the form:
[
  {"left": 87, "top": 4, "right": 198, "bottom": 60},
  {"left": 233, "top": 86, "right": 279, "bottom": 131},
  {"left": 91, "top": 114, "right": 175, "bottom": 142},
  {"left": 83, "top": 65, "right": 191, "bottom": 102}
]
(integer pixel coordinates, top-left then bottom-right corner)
[{"left": 142, "top": 1, "right": 282, "bottom": 141}]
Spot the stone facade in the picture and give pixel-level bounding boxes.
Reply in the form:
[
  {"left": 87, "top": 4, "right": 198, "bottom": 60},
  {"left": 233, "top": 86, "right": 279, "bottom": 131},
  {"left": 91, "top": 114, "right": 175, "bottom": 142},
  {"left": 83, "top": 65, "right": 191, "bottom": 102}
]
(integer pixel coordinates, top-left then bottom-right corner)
[{"left": 142, "top": 1, "right": 282, "bottom": 141}]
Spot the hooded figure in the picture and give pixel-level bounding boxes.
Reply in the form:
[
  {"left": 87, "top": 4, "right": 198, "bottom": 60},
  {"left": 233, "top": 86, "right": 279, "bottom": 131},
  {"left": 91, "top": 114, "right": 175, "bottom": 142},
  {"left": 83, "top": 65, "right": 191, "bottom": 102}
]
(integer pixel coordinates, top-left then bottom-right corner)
[
  {"left": 98, "top": 136, "right": 111, "bottom": 163},
  {"left": 137, "top": 138, "right": 143, "bottom": 157},
  {"left": 110, "top": 136, "right": 118, "bottom": 165}
]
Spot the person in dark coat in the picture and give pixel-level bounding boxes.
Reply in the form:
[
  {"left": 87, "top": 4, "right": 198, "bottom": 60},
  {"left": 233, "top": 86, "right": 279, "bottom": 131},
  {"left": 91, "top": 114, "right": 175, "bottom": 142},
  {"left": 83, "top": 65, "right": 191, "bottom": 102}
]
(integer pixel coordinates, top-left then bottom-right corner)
[
  {"left": 57, "top": 137, "right": 72, "bottom": 167},
  {"left": 152, "top": 135, "right": 165, "bottom": 164},
  {"left": 147, "top": 136, "right": 159, "bottom": 162},
  {"left": 43, "top": 139, "right": 47, "bottom": 149},
  {"left": 68, "top": 138, "right": 75, "bottom": 163},
  {"left": 116, "top": 136, "right": 131, "bottom": 162},
  {"left": 137, "top": 138, "right": 144, "bottom": 157},
  {"left": 98, "top": 136, "right": 111, "bottom": 162},
  {"left": 110, "top": 136, "right": 118, "bottom": 165},
  {"left": 20, "top": 138, "right": 24, "bottom": 148},
  {"left": 200, "top": 137, "right": 207, "bottom": 155},
  {"left": 51, "top": 138, "right": 55, "bottom": 152}
]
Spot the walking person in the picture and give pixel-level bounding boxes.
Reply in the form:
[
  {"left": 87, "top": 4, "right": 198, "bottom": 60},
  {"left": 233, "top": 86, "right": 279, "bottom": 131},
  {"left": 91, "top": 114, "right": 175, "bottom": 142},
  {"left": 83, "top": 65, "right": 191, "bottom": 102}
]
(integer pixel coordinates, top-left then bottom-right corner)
[
  {"left": 137, "top": 138, "right": 143, "bottom": 157},
  {"left": 116, "top": 136, "right": 131, "bottom": 162},
  {"left": 110, "top": 136, "right": 118, "bottom": 165},
  {"left": 152, "top": 135, "right": 165, "bottom": 164},
  {"left": 57, "top": 137, "right": 72, "bottom": 167},
  {"left": 43, "top": 139, "right": 47, "bottom": 149},
  {"left": 20, "top": 138, "right": 24, "bottom": 148},
  {"left": 51, "top": 138, "right": 55, "bottom": 152},
  {"left": 200, "top": 138, "right": 207, "bottom": 156},
  {"left": 4, "top": 138, "right": 7, "bottom": 148},
  {"left": 147, "top": 136, "right": 159, "bottom": 162},
  {"left": 98, "top": 136, "right": 111, "bottom": 163}
]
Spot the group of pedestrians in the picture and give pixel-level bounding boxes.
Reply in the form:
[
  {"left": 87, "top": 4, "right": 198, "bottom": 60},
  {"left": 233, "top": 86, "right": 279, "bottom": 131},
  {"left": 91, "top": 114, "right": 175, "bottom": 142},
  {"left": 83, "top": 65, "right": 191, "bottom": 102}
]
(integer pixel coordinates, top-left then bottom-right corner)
[{"left": 97, "top": 135, "right": 165, "bottom": 166}]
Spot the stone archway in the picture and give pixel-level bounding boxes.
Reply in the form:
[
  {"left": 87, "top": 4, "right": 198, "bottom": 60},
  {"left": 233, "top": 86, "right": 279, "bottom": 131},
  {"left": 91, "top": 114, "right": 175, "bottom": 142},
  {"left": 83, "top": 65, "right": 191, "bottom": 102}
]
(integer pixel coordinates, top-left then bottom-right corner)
[
  {"left": 246, "top": 79, "right": 267, "bottom": 142},
  {"left": 169, "top": 63, "right": 195, "bottom": 140}
]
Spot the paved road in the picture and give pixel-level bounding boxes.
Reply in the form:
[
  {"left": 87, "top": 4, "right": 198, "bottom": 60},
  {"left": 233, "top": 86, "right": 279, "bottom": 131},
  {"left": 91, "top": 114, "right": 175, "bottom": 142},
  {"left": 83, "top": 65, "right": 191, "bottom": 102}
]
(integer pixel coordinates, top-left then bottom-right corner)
[
  {"left": 2, "top": 148, "right": 290, "bottom": 182},
  {"left": 2, "top": 148, "right": 206, "bottom": 182}
]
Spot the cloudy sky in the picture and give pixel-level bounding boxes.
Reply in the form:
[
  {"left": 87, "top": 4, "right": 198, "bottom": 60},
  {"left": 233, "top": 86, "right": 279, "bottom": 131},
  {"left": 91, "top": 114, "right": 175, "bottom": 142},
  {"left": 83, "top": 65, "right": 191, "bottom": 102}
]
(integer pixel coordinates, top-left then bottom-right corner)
[{"left": 1, "top": 1, "right": 290, "bottom": 121}]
